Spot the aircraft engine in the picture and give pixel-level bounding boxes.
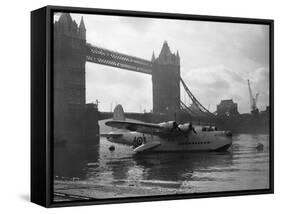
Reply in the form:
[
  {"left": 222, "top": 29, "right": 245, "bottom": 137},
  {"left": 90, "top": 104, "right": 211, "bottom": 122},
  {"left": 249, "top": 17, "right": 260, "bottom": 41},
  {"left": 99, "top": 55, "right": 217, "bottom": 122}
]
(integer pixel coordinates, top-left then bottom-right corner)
[
  {"left": 159, "top": 121, "right": 179, "bottom": 131},
  {"left": 158, "top": 121, "right": 197, "bottom": 134},
  {"left": 178, "top": 123, "right": 192, "bottom": 132},
  {"left": 178, "top": 123, "right": 197, "bottom": 134}
]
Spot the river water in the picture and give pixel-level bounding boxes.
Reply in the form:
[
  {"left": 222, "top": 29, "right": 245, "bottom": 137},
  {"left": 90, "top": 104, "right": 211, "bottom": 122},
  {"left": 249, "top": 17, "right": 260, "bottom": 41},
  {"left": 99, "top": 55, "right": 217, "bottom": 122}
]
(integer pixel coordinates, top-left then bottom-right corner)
[{"left": 80, "top": 134, "right": 270, "bottom": 197}]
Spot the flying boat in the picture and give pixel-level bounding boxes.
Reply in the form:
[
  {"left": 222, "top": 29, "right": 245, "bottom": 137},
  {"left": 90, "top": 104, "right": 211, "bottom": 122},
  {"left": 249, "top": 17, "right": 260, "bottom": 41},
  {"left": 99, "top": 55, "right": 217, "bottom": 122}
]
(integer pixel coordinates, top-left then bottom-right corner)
[{"left": 101, "top": 105, "right": 232, "bottom": 153}]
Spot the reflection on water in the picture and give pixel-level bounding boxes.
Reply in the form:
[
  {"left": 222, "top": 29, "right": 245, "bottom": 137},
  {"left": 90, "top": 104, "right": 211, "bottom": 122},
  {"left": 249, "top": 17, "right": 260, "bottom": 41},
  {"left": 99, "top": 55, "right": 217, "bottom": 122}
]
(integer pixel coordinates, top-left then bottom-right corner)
[
  {"left": 54, "top": 134, "right": 270, "bottom": 195},
  {"left": 89, "top": 134, "right": 269, "bottom": 193},
  {"left": 54, "top": 144, "right": 98, "bottom": 179}
]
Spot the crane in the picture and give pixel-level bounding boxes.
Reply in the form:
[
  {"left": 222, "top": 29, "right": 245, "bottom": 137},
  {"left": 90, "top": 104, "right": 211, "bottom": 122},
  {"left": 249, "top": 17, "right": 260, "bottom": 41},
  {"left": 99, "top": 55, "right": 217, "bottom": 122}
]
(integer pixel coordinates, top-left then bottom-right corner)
[{"left": 247, "top": 80, "right": 259, "bottom": 115}]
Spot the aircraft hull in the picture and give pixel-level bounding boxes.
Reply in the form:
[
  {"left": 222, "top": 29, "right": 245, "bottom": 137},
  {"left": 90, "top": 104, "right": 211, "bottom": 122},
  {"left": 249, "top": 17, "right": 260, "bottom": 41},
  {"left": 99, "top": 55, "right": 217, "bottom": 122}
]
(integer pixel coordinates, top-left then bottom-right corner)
[
  {"left": 147, "top": 132, "right": 232, "bottom": 152},
  {"left": 105, "top": 131, "right": 232, "bottom": 153}
]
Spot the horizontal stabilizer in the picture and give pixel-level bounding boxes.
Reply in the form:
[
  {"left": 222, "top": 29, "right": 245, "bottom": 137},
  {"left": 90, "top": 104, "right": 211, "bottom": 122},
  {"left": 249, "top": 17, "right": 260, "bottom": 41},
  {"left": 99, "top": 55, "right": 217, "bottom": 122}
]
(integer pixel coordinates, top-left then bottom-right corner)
[{"left": 133, "top": 142, "right": 161, "bottom": 153}]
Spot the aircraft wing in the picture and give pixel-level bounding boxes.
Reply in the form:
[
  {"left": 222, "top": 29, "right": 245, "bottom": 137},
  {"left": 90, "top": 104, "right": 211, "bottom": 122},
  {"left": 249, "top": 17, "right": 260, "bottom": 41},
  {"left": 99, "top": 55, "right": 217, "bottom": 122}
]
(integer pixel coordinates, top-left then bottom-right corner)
[
  {"left": 105, "top": 120, "right": 196, "bottom": 138},
  {"left": 105, "top": 120, "right": 164, "bottom": 136},
  {"left": 100, "top": 133, "right": 123, "bottom": 138}
]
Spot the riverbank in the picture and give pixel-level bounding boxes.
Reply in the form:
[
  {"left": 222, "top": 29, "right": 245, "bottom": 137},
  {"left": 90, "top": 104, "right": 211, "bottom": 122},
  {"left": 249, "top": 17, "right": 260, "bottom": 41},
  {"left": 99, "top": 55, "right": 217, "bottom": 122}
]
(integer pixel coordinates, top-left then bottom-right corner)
[{"left": 54, "top": 180, "right": 183, "bottom": 201}]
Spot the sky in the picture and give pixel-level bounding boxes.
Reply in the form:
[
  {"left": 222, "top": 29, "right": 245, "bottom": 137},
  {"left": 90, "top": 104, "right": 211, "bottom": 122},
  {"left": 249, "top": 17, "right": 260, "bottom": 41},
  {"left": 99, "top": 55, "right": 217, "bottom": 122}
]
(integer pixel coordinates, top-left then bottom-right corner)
[{"left": 54, "top": 13, "right": 270, "bottom": 113}]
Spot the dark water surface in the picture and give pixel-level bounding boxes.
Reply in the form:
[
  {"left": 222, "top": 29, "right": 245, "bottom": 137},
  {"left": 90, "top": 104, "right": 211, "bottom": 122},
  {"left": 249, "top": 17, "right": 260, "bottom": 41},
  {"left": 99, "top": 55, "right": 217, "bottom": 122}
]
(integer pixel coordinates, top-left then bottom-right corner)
[{"left": 84, "top": 134, "right": 269, "bottom": 195}]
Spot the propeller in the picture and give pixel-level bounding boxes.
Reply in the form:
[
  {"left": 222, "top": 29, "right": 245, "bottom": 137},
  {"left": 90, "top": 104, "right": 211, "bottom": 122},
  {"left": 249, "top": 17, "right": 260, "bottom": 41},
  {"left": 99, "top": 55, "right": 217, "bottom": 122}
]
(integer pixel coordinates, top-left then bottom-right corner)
[
  {"left": 189, "top": 122, "right": 197, "bottom": 134},
  {"left": 175, "top": 122, "right": 197, "bottom": 135},
  {"left": 172, "top": 121, "right": 182, "bottom": 132},
  {"left": 160, "top": 120, "right": 197, "bottom": 135},
  {"left": 172, "top": 113, "right": 186, "bottom": 132}
]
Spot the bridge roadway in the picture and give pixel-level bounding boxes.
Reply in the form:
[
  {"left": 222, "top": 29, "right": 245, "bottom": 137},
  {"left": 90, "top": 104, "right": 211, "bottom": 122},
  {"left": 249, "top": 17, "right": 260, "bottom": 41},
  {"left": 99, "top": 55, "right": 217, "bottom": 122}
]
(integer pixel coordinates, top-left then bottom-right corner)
[{"left": 86, "top": 44, "right": 153, "bottom": 74}]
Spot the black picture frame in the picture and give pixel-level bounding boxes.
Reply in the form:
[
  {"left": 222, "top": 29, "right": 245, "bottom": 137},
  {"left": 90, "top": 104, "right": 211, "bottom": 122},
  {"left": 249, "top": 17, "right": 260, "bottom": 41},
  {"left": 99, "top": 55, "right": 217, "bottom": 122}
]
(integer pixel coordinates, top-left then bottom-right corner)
[{"left": 31, "top": 5, "right": 274, "bottom": 208}]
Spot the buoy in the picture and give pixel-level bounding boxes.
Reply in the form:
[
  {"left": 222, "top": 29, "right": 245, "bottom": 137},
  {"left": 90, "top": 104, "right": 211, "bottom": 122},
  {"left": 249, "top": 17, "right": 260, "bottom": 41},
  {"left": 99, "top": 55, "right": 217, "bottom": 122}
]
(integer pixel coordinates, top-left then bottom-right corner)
[
  {"left": 256, "top": 143, "right": 264, "bottom": 151},
  {"left": 109, "top": 145, "right": 115, "bottom": 151}
]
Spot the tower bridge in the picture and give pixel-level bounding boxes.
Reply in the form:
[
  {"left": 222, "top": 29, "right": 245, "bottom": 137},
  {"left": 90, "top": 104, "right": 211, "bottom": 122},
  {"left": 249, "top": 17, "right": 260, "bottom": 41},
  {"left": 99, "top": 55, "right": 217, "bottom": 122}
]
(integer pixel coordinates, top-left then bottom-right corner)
[{"left": 53, "top": 13, "right": 215, "bottom": 146}]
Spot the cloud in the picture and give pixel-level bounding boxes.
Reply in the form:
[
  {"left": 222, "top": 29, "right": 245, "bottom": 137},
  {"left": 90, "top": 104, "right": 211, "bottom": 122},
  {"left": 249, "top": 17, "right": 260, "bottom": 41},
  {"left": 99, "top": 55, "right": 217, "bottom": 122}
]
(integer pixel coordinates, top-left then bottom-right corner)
[
  {"left": 118, "top": 16, "right": 154, "bottom": 34},
  {"left": 66, "top": 13, "right": 270, "bottom": 113},
  {"left": 181, "top": 64, "right": 269, "bottom": 113}
]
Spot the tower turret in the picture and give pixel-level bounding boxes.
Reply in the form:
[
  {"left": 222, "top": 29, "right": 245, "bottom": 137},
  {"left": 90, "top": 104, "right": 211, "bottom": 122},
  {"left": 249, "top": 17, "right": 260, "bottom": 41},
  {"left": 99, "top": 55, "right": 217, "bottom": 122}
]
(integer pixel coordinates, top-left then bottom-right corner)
[
  {"left": 79, "top": 17, "right": 86, "bottom": 40},
  {"left": 59, "top": 13, "right": 72, "bottom": 25},
  {"left": 151, "top": 51, "right": 156, "bottom": 62},
  {"left": 156, "top": 41, "right": 179, "bottom": 65},
  {"left": 57, "top": 13, "right": 78, "bottom": 36},
  {"left": 176, "top": 50, "right": 180, "bottom": 66}
]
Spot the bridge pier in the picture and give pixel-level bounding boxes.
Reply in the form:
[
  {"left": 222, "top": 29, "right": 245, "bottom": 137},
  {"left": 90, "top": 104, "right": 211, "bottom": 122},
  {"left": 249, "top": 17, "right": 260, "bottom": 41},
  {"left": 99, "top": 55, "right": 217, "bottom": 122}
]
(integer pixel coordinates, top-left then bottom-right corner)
[{"left": 53, "top": 13, "right": 99, "bottom": 177}]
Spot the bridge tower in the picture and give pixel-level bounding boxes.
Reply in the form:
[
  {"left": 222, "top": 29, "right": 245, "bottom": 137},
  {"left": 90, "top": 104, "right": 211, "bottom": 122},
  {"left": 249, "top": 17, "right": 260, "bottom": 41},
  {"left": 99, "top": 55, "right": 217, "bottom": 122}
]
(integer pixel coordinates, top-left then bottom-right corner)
[
  {"left": 54, "top": 13, "right": 86, "bottom": 107},
  {"left": 53, "top": 13, "right": 99, "bottom": 148},
  {"left": 152, "top": 41, "right": 181, "bottom": 117}
]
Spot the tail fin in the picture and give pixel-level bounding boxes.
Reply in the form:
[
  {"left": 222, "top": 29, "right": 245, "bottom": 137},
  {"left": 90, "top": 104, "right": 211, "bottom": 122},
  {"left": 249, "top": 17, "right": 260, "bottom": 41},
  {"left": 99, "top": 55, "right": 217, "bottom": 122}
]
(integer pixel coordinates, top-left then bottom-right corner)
[{"left": 113, "top": 104, "right": 125, "bottom": 121}]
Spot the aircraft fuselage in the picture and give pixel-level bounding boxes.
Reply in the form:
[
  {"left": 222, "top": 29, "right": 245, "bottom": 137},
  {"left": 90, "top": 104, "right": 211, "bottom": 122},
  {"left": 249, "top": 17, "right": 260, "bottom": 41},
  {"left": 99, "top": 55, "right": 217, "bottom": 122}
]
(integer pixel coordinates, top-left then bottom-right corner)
[{"left": 105, "top": 129, "right": 232, "bottom": 153}]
